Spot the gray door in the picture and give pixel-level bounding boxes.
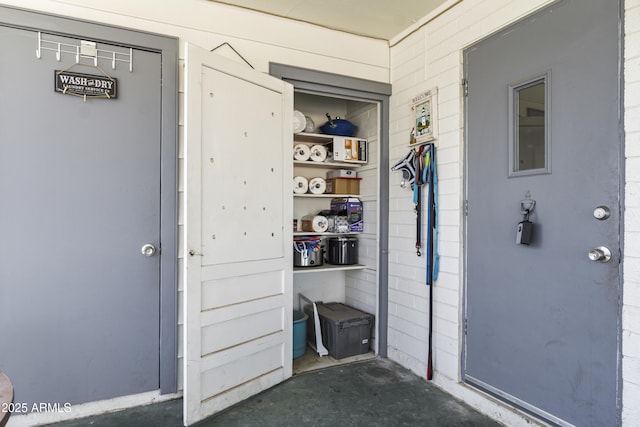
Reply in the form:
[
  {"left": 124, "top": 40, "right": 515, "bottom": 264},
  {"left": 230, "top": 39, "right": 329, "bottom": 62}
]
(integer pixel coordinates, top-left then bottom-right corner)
[
  {"left": 463, "top": 1, "right": 621, "bottom": 426},
  {"left": 0, "top": 26, "right": 163, "bottom": 406}
]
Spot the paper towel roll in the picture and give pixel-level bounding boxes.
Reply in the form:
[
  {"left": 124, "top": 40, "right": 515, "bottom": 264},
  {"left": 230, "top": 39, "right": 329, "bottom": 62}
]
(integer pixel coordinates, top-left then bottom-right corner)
[
  {"left": 301, "top": 215, "right": 329, "bottom": 232},
  {"left": 304, "top": 116, "right": 315, "bottom": 133},
  {"left": 293, "top": 176, "right": 309, "bottom": 194},
  {"left": 308, "top": 177, "right": 326, "bottom": 194},
  {"left": 293, "top": 144, "right": 311, "bottom": 161},
  {"left": 310, "top": 144, "right": 328, "bottom": 162}
]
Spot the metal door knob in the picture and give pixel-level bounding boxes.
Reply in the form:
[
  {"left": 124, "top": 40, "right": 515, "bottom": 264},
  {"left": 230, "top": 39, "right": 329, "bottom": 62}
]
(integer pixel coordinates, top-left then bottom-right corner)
[
  {"left": 588, "top": 246, "right": 611, "bottom": 263},
  {"left": 141, "top": 244, "right": 157, "bottom": 257}
]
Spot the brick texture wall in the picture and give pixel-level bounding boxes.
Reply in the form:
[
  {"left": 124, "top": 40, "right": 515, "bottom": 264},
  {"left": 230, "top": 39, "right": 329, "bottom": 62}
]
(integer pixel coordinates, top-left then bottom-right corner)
[
  {"left": 389, "top": 0, "right": 640, "bottom": 425},
  {"left": 623, "top": 1, "right": 640, "bottom": 424}
]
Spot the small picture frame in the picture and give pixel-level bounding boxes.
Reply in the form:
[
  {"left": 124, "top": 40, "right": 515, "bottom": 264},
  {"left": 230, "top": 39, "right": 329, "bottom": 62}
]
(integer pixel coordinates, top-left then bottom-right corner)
[{"left": 410, "top": 88, "right": 438, "bottom": 146}]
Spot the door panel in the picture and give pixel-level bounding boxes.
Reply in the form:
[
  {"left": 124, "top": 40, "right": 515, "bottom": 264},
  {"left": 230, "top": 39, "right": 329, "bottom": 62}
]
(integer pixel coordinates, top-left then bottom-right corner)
[
  {"left": 200, "top": 68, "right": 285, "bottom": 266},
  {"left": 464, "top": 1, "right": 621, "bottom": 425},
  {"left": 0, "top": 27, "right": 162, "bottom": 405},
  {"left": 184, "top": 43, "right": 293, "bottom": 426}
]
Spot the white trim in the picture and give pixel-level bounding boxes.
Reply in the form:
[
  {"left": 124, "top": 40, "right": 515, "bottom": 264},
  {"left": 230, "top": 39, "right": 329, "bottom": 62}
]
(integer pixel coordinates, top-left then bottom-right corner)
[
  {"left": 465, "top": 376, "right": 573, "bottom": 427},
  {"left": 390, "top": 0, "right": 463, "bottom": 47},
  {"left": 6, "top": 391, "right": 180, "bottom": 427}
]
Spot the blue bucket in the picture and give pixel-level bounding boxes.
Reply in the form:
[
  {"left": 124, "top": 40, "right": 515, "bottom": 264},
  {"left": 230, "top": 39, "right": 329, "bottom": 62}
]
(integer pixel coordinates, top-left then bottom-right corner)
[{"left": 293, "top": 310, "right": 308, "bottom": 359}]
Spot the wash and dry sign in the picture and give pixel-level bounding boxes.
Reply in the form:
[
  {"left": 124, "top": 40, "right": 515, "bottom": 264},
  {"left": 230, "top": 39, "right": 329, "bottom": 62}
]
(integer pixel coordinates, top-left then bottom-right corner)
[{"left": 54, "top": 70, "right": 117, "bottom": 99}]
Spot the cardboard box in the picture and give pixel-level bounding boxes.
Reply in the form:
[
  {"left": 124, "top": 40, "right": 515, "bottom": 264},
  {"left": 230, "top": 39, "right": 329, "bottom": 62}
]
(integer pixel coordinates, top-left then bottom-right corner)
[
  {"left": 326, "top": 177, "right": 361, "bottom": 195},
  {"left": 326, "top": 169, "right": 357, "bottom": 179},
  {"left": 305, "top": 302, "right": 374, "bottom": 359},
  {"left": 332, "top": 137, "right": 367, "bottom": 164},
  {"left": 330, "top": 197, "right": 363, "bottom": 232}
]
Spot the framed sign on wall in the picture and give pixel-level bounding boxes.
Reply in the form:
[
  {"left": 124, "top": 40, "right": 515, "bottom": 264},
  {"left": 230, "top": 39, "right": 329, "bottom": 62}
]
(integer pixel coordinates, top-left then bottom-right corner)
[{"left": 410, "top": 88, "right": 437, "bottom": 146}]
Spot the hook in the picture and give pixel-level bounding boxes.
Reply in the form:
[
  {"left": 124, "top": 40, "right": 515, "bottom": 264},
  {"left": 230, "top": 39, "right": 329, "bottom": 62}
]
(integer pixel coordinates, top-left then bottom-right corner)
[
  {"left": 210, "top": 42, "right": 254, "bottom": 69},
  {"left": 520, "top": 191, "right": 535, "bottom": 214},
  {"left": 36, "top": 32, "right": 42, "bottom": 59},
  {"left": 520, "top": 192, "right": 535, "bottom": 222}
]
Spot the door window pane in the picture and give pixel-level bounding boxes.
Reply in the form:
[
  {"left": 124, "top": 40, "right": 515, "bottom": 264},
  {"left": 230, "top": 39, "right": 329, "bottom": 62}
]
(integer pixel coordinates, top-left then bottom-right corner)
[{"left": 509, "top": 75, "right": 549, "bottom": 176}]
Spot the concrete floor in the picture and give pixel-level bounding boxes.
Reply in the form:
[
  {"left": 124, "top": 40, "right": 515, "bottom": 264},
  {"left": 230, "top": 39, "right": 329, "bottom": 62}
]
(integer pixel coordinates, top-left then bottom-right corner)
[{"left": 46, "top": 357, "right": 502, "bottom": 427}]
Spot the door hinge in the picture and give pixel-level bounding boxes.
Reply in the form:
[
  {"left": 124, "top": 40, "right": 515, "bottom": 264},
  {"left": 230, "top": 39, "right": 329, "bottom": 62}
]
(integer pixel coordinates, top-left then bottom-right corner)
[
  {"left": 461, "top": 78, "right": 468, "bottom": 97},
  {"left": 464, "top": 318, "right": 468, "bottom": 335},
  {"left": 464, "top": 200, "right": 469, "bottom": 216}
]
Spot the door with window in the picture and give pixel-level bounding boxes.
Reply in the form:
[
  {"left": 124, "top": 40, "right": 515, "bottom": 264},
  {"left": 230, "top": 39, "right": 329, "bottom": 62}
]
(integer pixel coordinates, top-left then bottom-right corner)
[{"left": 463, "top": 1, "right": 621, "bottom": 425}]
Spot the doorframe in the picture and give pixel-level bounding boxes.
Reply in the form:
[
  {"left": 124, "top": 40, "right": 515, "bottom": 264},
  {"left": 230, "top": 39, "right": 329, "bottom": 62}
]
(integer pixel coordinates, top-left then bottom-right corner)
[
  {"left": 268, "top": 63, "right": 391, "bottom": 356},
  {"left": 460, "top": 0, "right": 625, "bottom": 422},
  {"left": 0, "top": 5, "right": 179, "bottom": 394}
]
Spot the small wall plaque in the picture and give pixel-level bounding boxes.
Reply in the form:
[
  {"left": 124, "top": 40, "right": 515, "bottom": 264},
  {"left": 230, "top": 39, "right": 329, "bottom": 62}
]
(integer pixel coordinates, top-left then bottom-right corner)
[
  {"left": 54, "top": 70, "right": 117, "bottom": 99},
  {"left": 410, "top": 88, "right": 437, "bottom": 146}
]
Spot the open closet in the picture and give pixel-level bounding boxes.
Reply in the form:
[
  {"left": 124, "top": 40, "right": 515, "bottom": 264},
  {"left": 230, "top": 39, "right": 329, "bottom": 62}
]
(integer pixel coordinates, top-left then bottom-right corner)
[{"left": 270, "top": 63, "right": 391, "bottom": 374}]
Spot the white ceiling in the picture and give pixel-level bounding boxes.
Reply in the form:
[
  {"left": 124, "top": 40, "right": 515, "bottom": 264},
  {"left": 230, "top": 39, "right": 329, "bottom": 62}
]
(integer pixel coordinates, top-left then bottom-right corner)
[{"left": 207, "top": 0, "right": 451, "bottom": 41}]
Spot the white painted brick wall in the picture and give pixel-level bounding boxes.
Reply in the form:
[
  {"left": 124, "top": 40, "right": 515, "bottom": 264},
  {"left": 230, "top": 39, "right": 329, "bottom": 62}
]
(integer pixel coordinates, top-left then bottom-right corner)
[
  {"left": 343, "top": 102, "right": 380, "bottom": 348},
  {"left": 624, "top": 0, "right": 640, "bottom": 423},
  {"left": 7, "top": 0, "right": 640, "bottom": 425},
  {"left": 389, "top": 0, "right": 640, "bottom": 425}
]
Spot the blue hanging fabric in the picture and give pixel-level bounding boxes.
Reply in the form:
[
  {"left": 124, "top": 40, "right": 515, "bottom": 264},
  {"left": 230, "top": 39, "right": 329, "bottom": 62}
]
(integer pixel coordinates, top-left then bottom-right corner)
[
  {"left": 423, "top": 150, "right": 433, "bottom": 284},
  {"left": 422, "top": 144, "right": 439, "bottom": 285},
  {"left": 422, "top": 143, "right": 438, "bottom": 380},
  {"left": 431, "top": 145, "right": 439, "bottom": 281},
  {"left": 413, "top": 145, "right": 425, "bottom": 256}
]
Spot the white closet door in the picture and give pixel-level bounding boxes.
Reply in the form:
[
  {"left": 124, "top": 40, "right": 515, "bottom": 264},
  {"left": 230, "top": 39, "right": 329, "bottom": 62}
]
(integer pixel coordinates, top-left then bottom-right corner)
[{"left": 183, "top": 42, "right": 293, "bottom": 426}]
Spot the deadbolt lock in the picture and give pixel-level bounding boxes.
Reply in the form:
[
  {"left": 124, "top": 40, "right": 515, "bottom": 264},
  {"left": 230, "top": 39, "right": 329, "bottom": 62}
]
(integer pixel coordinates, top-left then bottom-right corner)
[{"left": 593, "top": 205, "right": 611, "bottom": 220}]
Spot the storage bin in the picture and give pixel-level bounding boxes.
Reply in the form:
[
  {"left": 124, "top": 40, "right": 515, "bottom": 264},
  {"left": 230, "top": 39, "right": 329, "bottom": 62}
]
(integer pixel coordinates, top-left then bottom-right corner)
[
  {"left": 293, "top": 310, "right": 308, "bottom": 359},
  {"left": 305, "top": 302, "right": 373, "bottom": 359}
]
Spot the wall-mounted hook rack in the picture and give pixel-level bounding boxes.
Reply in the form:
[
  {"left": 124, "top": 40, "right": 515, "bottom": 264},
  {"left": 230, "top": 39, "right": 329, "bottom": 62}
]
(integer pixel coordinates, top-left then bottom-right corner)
[{"left": 36, "top": 32, "right": 133, "bottom": 72}]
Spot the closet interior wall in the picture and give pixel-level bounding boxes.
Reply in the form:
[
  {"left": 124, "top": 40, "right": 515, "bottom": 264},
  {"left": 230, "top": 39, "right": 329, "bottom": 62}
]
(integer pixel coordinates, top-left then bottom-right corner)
[{"left": 293, "top": 91, "right": 380, "bottom": 352}]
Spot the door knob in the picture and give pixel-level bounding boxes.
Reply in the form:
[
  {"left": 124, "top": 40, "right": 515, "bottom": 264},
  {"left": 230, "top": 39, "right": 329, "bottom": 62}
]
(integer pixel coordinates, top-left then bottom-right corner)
[
  {"left": 141, "top": 244, "right": 157, "bottom": 257},
  {"left": 588, "top": 246, "right": 611, "bottom": 263}
]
